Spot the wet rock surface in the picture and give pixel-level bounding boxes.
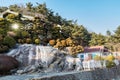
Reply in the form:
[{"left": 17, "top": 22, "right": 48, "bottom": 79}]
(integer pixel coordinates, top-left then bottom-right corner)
[
  {"left": 0, "top": 55, "right": 19, "bottom": 74},
  {"left": 7, "top": 44, "right": 76, "bottom": 74},
  {"left": 1, "top": 66, "right": 120, "bottom": 80}
]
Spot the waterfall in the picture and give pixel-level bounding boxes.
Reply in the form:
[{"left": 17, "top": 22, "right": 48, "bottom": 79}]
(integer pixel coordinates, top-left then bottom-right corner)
[
  {"left": 7, "top": 44, "right": 57, "bottom": 68},
  {"left": 6, "top": 44, "right": 65, "bottom": 73},
  {"left": 28, "top": 46, "right": 36, "bottom": 65},
  {"left": 35, "top": 46, "right": 56, "bottom": 67},
  {"left": 6, "top": 44, "right": 88, "bottom": 74},
  {"left": 7, "top": 49, "right": 18, "bottom": 56}
]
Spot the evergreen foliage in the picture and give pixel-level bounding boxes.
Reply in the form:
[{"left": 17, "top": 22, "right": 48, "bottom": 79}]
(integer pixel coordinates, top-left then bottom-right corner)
[{"left": 0, "top": 2, "right": 120, "bottom": 53}]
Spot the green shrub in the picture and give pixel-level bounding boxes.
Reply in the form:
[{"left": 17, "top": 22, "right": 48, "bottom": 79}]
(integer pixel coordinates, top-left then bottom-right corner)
[
  {"left": 94, "top": 55, "right": 102, "bottom": 61},
  {"left": 0, "top": 35, "right": 3, "bottom": 44},
  {"left": 0, "top": 18, "right": 4, "bottom": 21},
  {"left": 21, "top": 31, "right": 29, "bottom": 38},
  {"left": 0, "top": 45, "right": 9, "bottom": 53},
  {"left": 3, "top": 36, "right": 16, "bottom": 48},
  {"left": 0, "top": 28, "right": 6, "bottom": 35},
  {"left": 26, "top": 38, "right": 32, "bottom": 44},
  {"left": 6, "top": 14, "right": 16, "bottom": 19},
  {"left": 18, "top": 38, "right": 26, "bottom": 44},
  {"left": 106, "top": 60, "right": 116, "bottom": 68},
  {"left": 0, "top": 18, "right": 6, "bottom": 26},
  {"left": 35, "top": 38, "right": 40, "bottom": 45},
  {"left": 18, "top": 39, "right": 22, "bottom": 43},
  {"left": 105, "top": 55, "right": 115, "bottom": 61}
]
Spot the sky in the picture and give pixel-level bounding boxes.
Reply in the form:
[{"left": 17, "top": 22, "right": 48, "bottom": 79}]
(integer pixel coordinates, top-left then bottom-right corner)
[{"left": 0, "top": 0, "right": 120, "bottom": 35}]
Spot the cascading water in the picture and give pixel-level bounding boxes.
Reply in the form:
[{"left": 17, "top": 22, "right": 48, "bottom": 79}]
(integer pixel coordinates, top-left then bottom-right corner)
[
  {"left": 7, "top": 44, "right": 82, "bottom": 74},
  {"left": 7, "top": 44, "right": 61, "bottom": 73},
  {"left": 35, "top": 46, "right": 57, "bottom": 67}
]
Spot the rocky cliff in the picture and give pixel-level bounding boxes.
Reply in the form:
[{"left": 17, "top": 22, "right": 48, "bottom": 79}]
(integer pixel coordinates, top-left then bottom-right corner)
[{"left": 7, "top": 44, "right": 78, "bottom": 74}]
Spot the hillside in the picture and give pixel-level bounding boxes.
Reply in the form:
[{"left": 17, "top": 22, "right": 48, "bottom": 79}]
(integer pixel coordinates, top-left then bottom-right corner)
[{"left": 0, "top": 2, "right": 120, "bottom": 53}]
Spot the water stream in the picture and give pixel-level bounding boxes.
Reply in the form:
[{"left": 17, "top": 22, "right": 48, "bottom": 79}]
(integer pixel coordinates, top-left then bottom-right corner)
[{"left": 7, "top": 44, "right": 57, "bottom": 67}]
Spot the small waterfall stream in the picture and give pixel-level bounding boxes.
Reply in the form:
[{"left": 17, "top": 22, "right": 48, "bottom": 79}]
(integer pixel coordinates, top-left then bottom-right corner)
[
  {"left": 7, "top": 44, "right": 59, "bottom": 70},
  {"left": 35, "top": 46, "right": 57, "bottom": 67}
]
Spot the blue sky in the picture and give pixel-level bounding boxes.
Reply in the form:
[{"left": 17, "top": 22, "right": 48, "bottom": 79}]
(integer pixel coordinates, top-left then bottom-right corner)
[{"left": 0, "top": 0, "right": 120, "bottom": 35}]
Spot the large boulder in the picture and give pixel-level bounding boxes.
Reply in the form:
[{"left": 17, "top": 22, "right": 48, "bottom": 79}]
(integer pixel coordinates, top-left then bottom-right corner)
[
  {"left": 7, "top": 44, "right": 81, "bottom": 74},
  {"left": 0, "top": 55, "right": 19, "bottom": 74}
]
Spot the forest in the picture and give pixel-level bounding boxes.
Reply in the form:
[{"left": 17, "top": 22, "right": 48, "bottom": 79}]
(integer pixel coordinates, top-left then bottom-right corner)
[{"left": 0, "top": 2, "right": 120, "bottom": 54}]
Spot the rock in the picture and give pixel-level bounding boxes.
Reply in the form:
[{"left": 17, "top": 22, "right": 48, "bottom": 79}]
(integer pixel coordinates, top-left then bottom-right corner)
[
  {"left": 49, "top": 59, "right": 61, "bottom": 72},
  {"left": 23, "top": 65, "right": 38, "bottom": 73},
  {"left": 17, "top": 70, "right": 24, "bottom": 74},
  {"left": 7, "top": 44, "right": 78, "bottom": 74},
  {"left": 10, "top": 69, "right": 18, "bottom": 74},
  {"left": 35, "top": 46, "right": 57, "bottom": 68},
  {"left": 0, "top": 55, "right": 19, "bottom": 74}
]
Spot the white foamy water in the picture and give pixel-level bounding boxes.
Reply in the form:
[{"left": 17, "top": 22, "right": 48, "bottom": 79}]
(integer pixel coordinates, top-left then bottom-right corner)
[
  {"left": 35, "top": 46, "right": 56, "bottom": 67},
  {"left": 7, "top": 44, "right": 58, "bottom": 68}
]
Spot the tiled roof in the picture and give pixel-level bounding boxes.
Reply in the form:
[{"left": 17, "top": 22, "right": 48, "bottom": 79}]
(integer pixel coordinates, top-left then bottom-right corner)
[{"left": 84, "top": 46, "right": 106, "bottom": 53}]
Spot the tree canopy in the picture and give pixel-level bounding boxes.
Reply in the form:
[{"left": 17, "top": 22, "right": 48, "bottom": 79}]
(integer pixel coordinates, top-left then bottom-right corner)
[{"left": 0, "top": 2, "right": 120, "bottom": 53}]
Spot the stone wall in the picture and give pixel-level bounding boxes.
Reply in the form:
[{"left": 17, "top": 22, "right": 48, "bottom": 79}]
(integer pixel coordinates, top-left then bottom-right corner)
[{"left": 31, "top": 66, "right": 120, "bottom": 80}]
